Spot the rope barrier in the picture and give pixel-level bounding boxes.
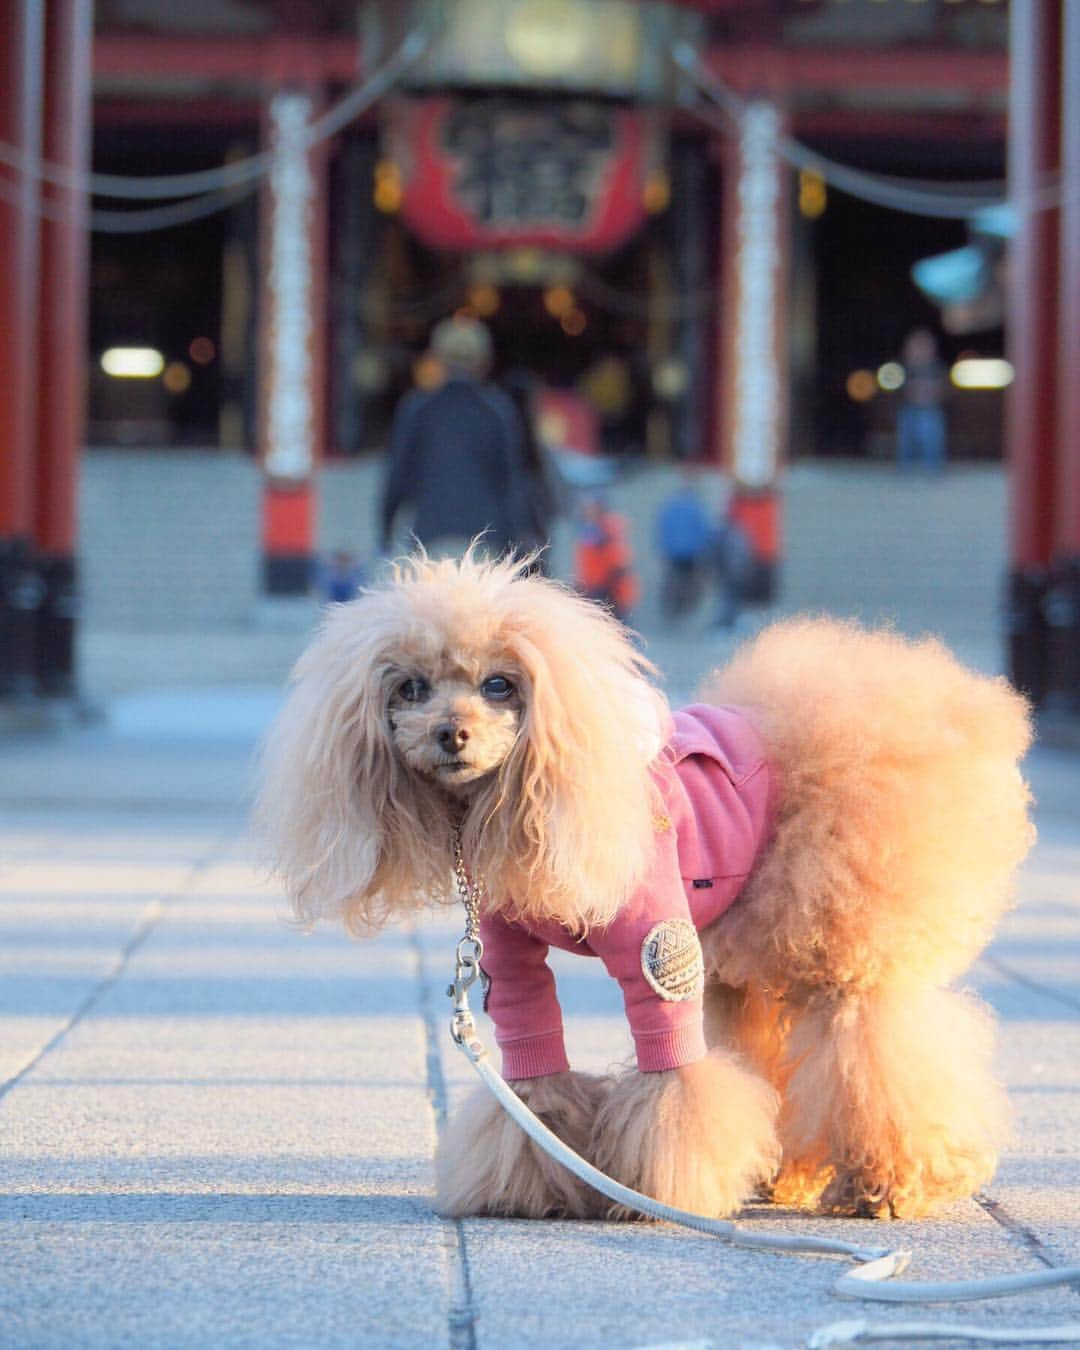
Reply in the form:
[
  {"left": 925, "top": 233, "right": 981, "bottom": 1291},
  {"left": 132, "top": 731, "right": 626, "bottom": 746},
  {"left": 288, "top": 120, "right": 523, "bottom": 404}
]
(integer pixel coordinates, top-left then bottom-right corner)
[
  {"left": 0, "top": 28, "right": 429, "bottom": 234},
  {"left": 0, "top": 30, "right": 427, "bottom": 201},
  {"left": 671, "top": 42, "right": 1072, "bottom": 222}
]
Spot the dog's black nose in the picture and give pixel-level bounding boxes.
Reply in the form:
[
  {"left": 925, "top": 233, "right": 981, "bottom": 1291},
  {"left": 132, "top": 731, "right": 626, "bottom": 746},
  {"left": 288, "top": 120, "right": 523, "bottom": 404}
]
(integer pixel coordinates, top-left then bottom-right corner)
[{"left": 436, "top": 722, "right": 469, "bottom": 750}]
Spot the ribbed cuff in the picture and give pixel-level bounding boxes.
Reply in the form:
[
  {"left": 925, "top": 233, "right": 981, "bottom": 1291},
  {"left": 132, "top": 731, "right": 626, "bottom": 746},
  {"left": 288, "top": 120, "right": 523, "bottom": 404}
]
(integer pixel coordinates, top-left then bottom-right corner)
[
  {"left": 633, "top": 1021, "right": 708, "bottom": 1073},
  {"left": 498, "top": 1029, "right": 570, "bottom": 1081}
]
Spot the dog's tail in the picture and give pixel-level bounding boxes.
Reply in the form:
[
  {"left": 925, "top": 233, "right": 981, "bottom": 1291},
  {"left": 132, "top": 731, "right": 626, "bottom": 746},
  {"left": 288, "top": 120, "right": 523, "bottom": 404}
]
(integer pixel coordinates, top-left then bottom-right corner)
[{"left": 701, "top": 617, "right": 1035, "bottom": 990}]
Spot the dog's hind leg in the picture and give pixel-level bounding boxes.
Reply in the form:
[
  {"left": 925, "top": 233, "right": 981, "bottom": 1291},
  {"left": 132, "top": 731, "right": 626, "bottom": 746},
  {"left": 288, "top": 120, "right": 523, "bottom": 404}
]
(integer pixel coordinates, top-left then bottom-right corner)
[
  {"left": 703, "top": 981, "right": 790, "bottom": 1085},
  {"left": 774, "top": 982, "right": 1010, "bottom": 1219},
  {"left": 435, "top": 1071, "right": 610, "bottom": 1218}
]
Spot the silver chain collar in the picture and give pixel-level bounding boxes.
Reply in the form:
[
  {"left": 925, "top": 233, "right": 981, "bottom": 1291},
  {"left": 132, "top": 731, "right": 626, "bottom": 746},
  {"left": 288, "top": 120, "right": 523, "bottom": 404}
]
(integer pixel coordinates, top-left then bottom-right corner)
[
  {"left": 451, "top": 826, "right": 485, "bottom": 944},
  {"left": 448, "top": 828, "right": 488, "bottom": 1041}
]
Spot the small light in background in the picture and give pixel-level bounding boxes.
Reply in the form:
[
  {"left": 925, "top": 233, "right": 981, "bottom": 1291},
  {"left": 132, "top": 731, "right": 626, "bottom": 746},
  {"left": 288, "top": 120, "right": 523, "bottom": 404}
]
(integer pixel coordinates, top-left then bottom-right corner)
[
  {"left": 643, "top": 171, "right": 671, "bottom": 215},
  {"left": 950, "top": 357, "right": 1014, "bottom": 389},
  {"left": 352, "top": 350, "right": 388, "bottom": 393},
  {"left": 189, "top": 336, "right": 215, "bottom": 364},
  {"left": 468, "top": 283, "right": 501, "bottom": 317},
  {"left": 560, "top": 308, "right": 587, "bottom": 336},
  {"left": 846, "top": 369, "right": 877, "bottom": 403},
  {"left": 798, "top": 168, "right": 827, "bottom": 220},
  {"left": 162, "top": 361, "right": 192, "bottom": 394},
  {"left": 374, "top": 160, "right": 402, "bottom": 214},
  {"left": 877, "top": 361, "right": 906, "bottom": 391},
  {"left": 543, "top": 285, "right": 576, "bottom": 319},
  {"left": 413, "top": 353, "right": 445, "bottom": 390},
  {"left": 538, "top": 410, "right": 569, "bottom": 445},
  {"left": 101, "top": 347, "right": 165, "bottom": 378},
  {"left": 653, "top": 357, "right": 690, "bottom": 400}
]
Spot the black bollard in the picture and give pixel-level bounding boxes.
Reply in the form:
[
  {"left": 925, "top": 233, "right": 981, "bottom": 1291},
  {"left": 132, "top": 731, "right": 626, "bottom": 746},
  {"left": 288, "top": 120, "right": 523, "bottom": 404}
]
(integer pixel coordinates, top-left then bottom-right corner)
[
  {"left": 1005, "top": 566, "right": 1051, "bottom": 708},
  {"left": 0, "top": 538, "right": 44, "bottom": 700}
]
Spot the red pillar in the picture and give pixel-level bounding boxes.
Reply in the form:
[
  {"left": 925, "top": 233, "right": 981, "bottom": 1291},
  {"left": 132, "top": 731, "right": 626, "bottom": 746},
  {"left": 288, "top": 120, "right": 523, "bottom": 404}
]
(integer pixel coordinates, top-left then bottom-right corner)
[
  {"left": 0, "top": 0, "right": 44, "bottom": 696},
  {"left": 1055, "top": 0, "right": 1080, "bottom": 556},
  {"left": 1005, "top": 0, "right": 1062, "bottom": 703},
  {"left": 257, "top": 87, "right": 328, "bottom": 596},
  {"left": 1046, "top": 0, "right": 1080, "bottom": 709},
  {"left": 34, "top": 0, "right": 92, "bottom": 696},
  {"left": 715, "top": 102, "right": 790, "bottom": 602}
]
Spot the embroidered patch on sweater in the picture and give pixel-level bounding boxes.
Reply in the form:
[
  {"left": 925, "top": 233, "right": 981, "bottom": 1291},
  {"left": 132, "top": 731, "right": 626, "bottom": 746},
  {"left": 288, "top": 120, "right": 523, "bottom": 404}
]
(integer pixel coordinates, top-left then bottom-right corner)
[{"left": 640, "top": 919, "right": 705, "bottom": 1002}]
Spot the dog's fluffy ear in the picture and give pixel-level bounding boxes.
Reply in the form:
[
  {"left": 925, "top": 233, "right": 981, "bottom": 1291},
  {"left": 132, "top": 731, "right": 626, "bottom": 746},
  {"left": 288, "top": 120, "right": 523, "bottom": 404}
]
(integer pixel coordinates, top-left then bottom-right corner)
[
  {"left": 254, "top": 600, "right": 445, "bottom": 934},
  {"left": 471, "top": 575, "right": 671, "bottom": 931}
]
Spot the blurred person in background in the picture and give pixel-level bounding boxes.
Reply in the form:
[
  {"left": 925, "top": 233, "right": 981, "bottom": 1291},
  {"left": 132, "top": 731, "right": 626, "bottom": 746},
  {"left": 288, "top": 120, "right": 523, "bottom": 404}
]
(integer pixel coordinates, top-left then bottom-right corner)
[
  {"left": 709, "top": 499, "right": 754, "bottom": 632},
  {"left": 896, "top": 328, "right": 949, "bottom": 475},
  {"left": 702, "top": 475, "right": 754, "bottom": 633},
  {"left": 574, "top": 493, "right": 639, "bottom": 623},
  {"left": 380, "top": 317, "right": 532, "bottom": 559},
  {"left": 655, "top": 471, "right": 715, "bottom": 620},
  {"left": 316, "top": 548, "right": 366, "bottom": 604},
  {"left": 502, "top": 369, "right": 563, "bottom": 572}
]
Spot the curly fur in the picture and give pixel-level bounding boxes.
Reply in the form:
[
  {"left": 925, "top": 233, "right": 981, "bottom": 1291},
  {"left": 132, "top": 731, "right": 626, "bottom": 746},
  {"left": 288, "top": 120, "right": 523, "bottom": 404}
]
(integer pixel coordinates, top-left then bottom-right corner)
[
  {"left": 590, "top": 1051, "right": 781, "bottom": 1219},
  {"left": 699, "top": 618, "right": 1034, "bottom": 993},
  {"left": 257, "top": 554, "right": 1035, "bottom": 1222},
  {"left": 436, "top": 1072, "right": 610, "bottom": 1218}
]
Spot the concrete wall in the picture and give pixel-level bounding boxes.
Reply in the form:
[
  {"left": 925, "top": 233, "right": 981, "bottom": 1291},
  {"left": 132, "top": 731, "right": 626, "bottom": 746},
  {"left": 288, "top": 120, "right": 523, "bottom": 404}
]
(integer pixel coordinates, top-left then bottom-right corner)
[
  {"left": 79, "top": 450, "right": 263, "bottom": 629},
  {"left": 78, "top": 450, "right": 389, "bottom": 630}
]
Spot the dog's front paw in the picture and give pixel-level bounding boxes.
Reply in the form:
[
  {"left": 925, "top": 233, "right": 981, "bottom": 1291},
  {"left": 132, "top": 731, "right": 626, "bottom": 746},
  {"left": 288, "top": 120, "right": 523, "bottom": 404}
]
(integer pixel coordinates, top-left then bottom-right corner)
[
  {"left": 590, "top": 1051, "right": 780, "bottom": 1220},
  {"left": 435, "top": 1071, "right": 609, "bottom": 1219}
]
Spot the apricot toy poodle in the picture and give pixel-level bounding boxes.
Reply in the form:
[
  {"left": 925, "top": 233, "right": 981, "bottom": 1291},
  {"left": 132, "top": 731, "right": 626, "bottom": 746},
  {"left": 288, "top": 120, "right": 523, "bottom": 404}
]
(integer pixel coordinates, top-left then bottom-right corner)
[{"left": 257, "top": 550, "right": 1034, "bottom": 1222}]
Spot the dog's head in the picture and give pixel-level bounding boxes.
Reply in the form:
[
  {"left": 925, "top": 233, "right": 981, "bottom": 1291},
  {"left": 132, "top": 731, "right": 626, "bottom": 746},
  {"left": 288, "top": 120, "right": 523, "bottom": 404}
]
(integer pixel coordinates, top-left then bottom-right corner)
[
  {"left": 256, "top": 548, "right": 670, "bottom": 936},
  {"left": 385, "top": 650, "right": 524, "bottom": 794}
]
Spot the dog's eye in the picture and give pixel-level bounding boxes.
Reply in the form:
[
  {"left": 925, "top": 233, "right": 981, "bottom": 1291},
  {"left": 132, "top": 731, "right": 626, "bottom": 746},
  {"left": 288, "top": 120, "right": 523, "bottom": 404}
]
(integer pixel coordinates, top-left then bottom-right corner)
[
  {"left": 398, "top": 677, "right": 430, "bottom": 703},
  {"left": 481, "top": 675, "right": 515, "bottom": 701}
]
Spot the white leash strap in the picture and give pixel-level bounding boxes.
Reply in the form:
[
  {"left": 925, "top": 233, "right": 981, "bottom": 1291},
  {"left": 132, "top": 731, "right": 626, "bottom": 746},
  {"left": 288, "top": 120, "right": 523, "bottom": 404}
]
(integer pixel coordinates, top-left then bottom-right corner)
[
  {"left": 808, "top": 1321, "right": 1080, "bottom": 1347},
  {"left": 446, "top": 937, "right": 1080, "bottom": 1346}
]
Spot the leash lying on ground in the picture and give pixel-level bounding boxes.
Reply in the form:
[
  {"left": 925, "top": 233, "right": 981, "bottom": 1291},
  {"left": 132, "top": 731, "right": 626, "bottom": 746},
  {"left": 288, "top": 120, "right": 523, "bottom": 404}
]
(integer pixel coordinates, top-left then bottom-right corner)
[{"left": 445, "top": 908, "right": 1080, "bottom": 1348}]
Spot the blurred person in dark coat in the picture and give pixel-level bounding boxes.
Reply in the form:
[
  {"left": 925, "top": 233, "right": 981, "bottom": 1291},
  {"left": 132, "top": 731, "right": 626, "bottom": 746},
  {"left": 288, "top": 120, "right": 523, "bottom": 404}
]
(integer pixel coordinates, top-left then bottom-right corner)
[
  {"left": 380, "top": 318, "right": 531, "bottom": 559},
  {"left": 501, "top": 369, "right": 563, "bottom": 572}
]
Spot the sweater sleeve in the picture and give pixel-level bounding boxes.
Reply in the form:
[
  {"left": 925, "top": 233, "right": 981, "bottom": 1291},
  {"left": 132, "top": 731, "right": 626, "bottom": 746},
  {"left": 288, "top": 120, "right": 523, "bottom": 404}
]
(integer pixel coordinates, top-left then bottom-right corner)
[
  {"left": 586, "top": 822, "right": 708, "bottom": 1073},
  {"left": 478, "top": 911, "right": 570, "bottom": 1081}
]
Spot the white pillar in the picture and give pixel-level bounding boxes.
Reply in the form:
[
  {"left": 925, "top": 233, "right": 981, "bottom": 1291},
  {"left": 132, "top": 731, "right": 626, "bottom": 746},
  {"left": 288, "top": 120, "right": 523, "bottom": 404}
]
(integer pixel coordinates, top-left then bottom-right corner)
[
  {"left": 258, "top": 89, "right": 327, "bottom": 595},
  {"left": 262, "top": 90, "right": 318, "bottom": 482},
  {"left": 717, "top": 100, "right": 789, "bottom": 599}
]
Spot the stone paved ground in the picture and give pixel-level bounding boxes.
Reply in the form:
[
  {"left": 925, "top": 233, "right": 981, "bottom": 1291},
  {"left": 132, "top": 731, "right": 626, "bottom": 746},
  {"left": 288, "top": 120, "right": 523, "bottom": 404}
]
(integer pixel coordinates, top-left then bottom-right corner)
[{"left": 2, "top": 461, "right": 1078, "bottom": 1349}]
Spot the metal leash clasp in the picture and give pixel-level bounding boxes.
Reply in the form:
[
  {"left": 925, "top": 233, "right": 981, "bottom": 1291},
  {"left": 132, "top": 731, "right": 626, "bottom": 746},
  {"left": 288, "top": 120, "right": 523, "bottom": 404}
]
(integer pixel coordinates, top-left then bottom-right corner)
[
  {"left": 447, "top": 935, "right": 488, "bottom": 1060},
  {"left": 448, "top": 828, "right": 490, "bottom": 1061}
]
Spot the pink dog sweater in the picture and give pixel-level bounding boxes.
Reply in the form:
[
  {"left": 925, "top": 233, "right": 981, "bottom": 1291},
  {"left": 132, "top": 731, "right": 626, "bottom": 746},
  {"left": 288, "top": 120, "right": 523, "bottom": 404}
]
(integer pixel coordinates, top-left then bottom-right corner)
[{"left": 478, "top": 705, "right": 774, "bottom": 1079}]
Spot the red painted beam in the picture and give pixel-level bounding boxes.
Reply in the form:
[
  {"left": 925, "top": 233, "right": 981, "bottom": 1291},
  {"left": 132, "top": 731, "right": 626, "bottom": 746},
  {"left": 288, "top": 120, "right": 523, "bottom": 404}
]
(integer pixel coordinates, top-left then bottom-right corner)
[
  {"left": 93, "top": 33, "right": 361, "bottom": 84},
  {"left": 704, "top": 43, "right": 1006, "bottom": 97},
  {"left": 790, "top": 108, "right": 1005, "bottom": 145},
  {"left": 670, "top": 103, "right": 1005, "bottom": 145},
  {"left": 93, "top": 34, "right": 1005, "bottom": 100},
  {"left": 94, "top": 97, "right": 261, "bottom": 129}
]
